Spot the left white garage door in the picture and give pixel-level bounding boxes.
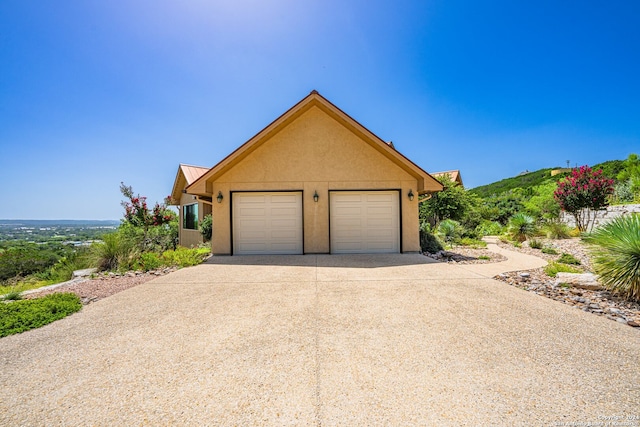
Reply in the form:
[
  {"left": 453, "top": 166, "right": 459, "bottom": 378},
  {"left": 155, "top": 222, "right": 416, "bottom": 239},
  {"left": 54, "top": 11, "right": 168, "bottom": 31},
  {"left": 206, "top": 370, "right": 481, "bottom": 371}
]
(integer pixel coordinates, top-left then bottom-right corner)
[{"left": 232, "top": 192, "right": 303, "bottom": 255}]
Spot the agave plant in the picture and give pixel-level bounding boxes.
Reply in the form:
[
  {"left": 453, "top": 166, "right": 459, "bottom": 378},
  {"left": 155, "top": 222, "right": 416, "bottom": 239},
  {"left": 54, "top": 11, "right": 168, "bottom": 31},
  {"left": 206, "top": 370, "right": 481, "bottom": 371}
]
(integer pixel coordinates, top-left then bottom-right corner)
[
  {"left": 583, "top": 214, "right": 640, "bottom": 301},
  {"left": 506, "top": 213, "right": 536, "bottom": 243}
]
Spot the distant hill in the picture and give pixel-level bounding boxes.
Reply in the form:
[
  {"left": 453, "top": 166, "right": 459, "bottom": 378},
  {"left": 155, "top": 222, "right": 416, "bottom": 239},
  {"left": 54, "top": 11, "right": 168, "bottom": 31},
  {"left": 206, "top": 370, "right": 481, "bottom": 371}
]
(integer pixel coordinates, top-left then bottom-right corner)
[
  {"left": 0, "top": 220, "right": 119, "bottom": 227},
  {"left": 469, "top": 160, "right": 625, "bottom": 198}
]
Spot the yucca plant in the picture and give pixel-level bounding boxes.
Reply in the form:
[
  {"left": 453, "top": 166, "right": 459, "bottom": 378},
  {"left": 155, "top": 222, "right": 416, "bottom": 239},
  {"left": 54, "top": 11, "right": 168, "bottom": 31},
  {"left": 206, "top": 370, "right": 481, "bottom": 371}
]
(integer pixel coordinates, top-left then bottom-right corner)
[
  {"left": 583, "top": 214, "right": 640, "bottom": 301},
  {"left": 91, "top": 232, "right": 136, "bottom": 271},
  {"left": 436, "top": 219, "right": 463, "bottom": 244},
  {"left": 541, "top": 221, "right": 571, "bottom": 239},
  {"left": 506, "top": 213, "right": 536, "bottom": 243}
]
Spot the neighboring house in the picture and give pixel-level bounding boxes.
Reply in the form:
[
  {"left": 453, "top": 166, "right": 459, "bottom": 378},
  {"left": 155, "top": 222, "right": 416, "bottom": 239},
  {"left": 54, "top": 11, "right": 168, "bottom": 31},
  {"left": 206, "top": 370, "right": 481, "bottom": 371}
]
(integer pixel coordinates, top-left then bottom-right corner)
[
  {"left": 170, "top": 164, "right": 211, "bottom": 248},
  {"left": 432, "top": 170, "right": 464, "bottom": 187},
  {"left": 172, "top": 90, "right": 443, "bottom": 255}
]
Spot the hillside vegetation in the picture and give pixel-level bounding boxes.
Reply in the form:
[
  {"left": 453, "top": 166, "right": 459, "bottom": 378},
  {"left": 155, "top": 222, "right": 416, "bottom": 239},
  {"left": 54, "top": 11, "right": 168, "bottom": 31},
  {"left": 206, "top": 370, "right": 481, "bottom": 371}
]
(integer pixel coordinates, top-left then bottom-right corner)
[{"left": 470, "top": 160, "right": 625, "bottom": 197}]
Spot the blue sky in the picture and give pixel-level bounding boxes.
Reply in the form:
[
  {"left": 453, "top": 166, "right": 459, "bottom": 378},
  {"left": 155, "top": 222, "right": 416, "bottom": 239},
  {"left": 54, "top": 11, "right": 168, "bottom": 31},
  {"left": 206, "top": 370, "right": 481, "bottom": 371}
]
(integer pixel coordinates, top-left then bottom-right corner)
[{"left": 1, "top": 0, "right": 638, "bottom": 220}]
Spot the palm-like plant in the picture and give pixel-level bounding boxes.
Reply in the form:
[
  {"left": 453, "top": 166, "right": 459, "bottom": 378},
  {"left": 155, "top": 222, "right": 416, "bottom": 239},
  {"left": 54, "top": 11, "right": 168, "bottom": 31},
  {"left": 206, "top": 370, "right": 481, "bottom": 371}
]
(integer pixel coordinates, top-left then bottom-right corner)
[
  {"left": 506, "top": 213, "right": 536, "bottom": 242},
  {"left": 583, "top": 214, "right": 640, "bottom": 301}
]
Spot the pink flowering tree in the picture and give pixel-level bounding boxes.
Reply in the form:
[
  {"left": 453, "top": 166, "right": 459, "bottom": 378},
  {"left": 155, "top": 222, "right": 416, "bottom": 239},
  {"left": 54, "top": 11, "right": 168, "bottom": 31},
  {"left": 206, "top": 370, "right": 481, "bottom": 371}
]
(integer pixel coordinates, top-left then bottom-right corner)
[
  {"left": 120, "top": 182, "right": 173, "bottom": 228},
  {"left": 553, "top": 166, "right": 614, "bottom": 232},
  {"left": 120, "top": 183, "right": 177, "bottom": 251}
]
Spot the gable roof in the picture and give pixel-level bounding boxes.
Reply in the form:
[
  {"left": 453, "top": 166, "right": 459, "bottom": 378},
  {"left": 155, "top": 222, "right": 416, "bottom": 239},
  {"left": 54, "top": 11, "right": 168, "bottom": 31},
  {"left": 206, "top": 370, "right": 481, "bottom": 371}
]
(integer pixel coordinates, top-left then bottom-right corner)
[
  {"left": 432, "top": 170, "right": 464, "bottom": 187},
  {"left": 187, "top": 91, "right": 443, "bottom": 195},
  {"left": 169, "top": 164, "right": 209, "bottom": 205}
]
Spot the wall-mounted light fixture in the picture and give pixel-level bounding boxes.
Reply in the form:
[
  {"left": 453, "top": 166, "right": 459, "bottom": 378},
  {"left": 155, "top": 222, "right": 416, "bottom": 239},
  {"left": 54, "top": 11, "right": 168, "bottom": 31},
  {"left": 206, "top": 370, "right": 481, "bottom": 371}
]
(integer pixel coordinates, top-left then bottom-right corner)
[
  {"left": 217, "top": 191, "right": 223, "bottom": 203},
  {"left": 408, "top": 189, "right": 414, "bottom": 201},
  {"left": 313, "top": 191, "right": 319, "bottom": 203}
]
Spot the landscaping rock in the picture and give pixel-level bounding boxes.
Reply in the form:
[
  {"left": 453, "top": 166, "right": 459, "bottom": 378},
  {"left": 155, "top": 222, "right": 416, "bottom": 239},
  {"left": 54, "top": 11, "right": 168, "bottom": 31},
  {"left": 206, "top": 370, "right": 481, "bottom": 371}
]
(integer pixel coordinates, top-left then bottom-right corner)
[
  {"left": 72, "top": 268, "right": 98, "bottom": 278},
  {"left": 554, "top": 273, "right": 603, "bottom": 291}
]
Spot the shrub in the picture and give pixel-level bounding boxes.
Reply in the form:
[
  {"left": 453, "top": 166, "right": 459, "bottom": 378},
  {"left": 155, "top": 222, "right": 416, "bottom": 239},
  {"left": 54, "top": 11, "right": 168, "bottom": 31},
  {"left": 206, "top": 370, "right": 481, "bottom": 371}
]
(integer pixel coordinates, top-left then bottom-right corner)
[
  {"left": 475, "top": 220, "right": 503, "bottom": 236},
  {"left": 136, "top": 252, "right": 165, "bottom": 272},
  {"left": 506, "top": 213, "right": 536, "bottom": 242},
  {"left": 541, "top": 222, "right": 571, "bottom": 239},
  {"left": 528, "top": 239, "right": 543, "bottom": 249},
  {"left": 544, "top": 261, "right": 581, "bottom": 278},
  {"left": 558, "top": 253, "right": 581, "bottom": 265},
  {"left": 583, "top": 214, "right": 640, "bottom": 301},
  {"left": 162, "top": 246, "right": 210, "bottom": 268},
  {"left": 541, "top": 247, "right": 558, "bottom": 255},
  {"left": 200, "top": 214, "right": 213, "bottom": 241},
  {"left": 0, "top": 293, "right": 82, "bottom": 337},
  {"left": 478, "top": 255, "right": 490, "bottom": 260},
  {"left": 420, "top": 229, "right": 443, "bottom": 254}
]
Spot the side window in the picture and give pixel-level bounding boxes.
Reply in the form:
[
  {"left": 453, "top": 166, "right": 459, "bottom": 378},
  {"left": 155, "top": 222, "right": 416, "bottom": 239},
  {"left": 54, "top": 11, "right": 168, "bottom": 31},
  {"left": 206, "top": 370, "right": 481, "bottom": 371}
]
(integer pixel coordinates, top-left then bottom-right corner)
[{"left": 183, "top": 204, "right": 198, "bottom": 230}]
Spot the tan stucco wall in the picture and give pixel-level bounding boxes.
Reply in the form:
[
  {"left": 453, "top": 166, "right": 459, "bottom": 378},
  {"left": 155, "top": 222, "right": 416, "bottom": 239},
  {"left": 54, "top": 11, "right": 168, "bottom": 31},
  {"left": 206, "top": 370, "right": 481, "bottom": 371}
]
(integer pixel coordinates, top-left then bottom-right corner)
[
  {"left": 209, "top": 106, "right": 421, "bottom": 255},
  {"left": 178, "top": 193, "right": 206, "bottom": 248}
]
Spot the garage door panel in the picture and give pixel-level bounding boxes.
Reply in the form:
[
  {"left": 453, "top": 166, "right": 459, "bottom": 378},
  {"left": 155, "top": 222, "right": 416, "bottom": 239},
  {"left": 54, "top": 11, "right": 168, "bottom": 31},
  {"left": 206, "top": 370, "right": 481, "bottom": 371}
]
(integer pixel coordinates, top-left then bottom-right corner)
[
  {"left": 334, "top": 206, "right": 362, "bottom": 215},
  {"left": 233, "top": 192, "right": 303, "bottom": 255},
  {"left": 331, "top": 191, "right": 399, "bottom": 254},
  {"left": 271, "top": 194, "right": 298, "bottom": 203},
  {"left": 240, "top": 194, "right": 266, "bottom": 203},
  {"left": 366, "top": 193, "right": 395, "bottom": 202},
  {"left": 270, "top": 229, "right": 298, "bottom": 239},
  {"left": 367, "top": 206, "right": 393, "bottom": 215},
  {"left": 367, "top": 218, "right": 393, "bottom": 227},
  {"left": 237, "top": 207, "right": 266, "bottom": 216},
  {"left": 334, "top": 217, "right": 362, "bottom": 227},
  {"left": 270, "top": 207, "right": 297, "bottom": 216}
]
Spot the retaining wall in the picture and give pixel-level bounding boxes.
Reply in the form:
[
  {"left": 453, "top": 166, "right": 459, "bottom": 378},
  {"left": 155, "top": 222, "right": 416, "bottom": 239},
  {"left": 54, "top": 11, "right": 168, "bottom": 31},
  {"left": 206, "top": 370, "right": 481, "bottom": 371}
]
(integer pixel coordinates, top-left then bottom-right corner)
[{"left": 561, "top": 204, "right": 640, "bottom": 230}]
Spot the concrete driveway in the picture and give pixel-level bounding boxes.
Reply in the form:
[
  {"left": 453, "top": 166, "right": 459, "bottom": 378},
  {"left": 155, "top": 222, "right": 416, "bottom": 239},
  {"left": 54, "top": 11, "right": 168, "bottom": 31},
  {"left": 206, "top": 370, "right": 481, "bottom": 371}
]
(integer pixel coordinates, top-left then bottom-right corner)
[{"left": 1, "top": 254, "right": 638, "bottom": 426}]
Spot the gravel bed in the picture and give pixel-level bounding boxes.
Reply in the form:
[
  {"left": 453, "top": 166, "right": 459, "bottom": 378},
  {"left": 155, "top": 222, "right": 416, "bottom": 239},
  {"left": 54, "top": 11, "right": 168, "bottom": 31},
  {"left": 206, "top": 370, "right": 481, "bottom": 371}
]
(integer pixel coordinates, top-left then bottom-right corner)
[
  {"left": 497, "top": 237, "right": 592, "bottom": 270},
  {"left": 424, "top": 248, "right": 507, "bottom": 264},
  {"left": 24, "top": 268, "right": 176, "bottom": 304},
  {"left": 490, "top": 238, "right": 640, "bottom": 328},
  {"left": 496, "top": 269, "right": 640, "bottom": 327}
]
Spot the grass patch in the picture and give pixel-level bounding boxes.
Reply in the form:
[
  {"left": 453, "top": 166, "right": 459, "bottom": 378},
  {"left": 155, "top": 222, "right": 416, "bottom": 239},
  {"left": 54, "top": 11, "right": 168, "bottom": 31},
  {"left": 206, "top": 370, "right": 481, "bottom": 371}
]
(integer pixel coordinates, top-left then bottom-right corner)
[
  {"left": 478, "top": 255, "right": 491, "bottom": 260},
  {"left": 541, "top": 247, "right": 558, "bottom": 255},
  {"left": 459, "top": 238, "right": 487, "bottom": 248},
  {"left": 0, "top": 293, "right": 82, "bottom": 338},
  {"left": 2, "top": 290, "right": 23, "bottom": 301},
  {"left": 528, "top": 239, "right": 543, "bottom": 249},
  {"left": 0, "top": 277, "right": 57, "bottom": 296},
  {"left": 544, "top": 261, "right": 582, "bottom": 278},
  {"left": 557, "top": 252, "right": 581, "bottom": 265}
]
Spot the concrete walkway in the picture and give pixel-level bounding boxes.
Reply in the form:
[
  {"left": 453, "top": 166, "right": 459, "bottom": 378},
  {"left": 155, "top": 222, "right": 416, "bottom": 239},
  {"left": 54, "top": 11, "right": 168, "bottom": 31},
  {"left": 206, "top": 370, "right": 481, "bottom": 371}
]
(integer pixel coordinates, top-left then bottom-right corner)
[
  {"left": 1, "top": 254, "right": 638, "bottom": 426},
  {"left": 460, "top": 237, "right": 548, "bottom": 277}
]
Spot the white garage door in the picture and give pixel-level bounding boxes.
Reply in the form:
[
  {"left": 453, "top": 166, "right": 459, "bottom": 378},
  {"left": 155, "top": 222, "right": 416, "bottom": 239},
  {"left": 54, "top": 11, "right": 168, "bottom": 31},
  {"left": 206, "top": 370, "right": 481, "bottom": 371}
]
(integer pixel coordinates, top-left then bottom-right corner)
[
  {"left": 330, "top": 191, "right": 400, "bottom": 254},
  {"left": 233, "top": 192, "right": 303, "bottom": 255}
]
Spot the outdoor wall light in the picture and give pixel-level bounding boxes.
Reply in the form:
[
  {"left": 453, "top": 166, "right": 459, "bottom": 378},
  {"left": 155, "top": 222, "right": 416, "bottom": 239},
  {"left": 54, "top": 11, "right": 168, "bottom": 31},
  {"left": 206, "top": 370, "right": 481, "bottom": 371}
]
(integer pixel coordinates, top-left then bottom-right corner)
[
  {"left": 408, "top": 189, "right": 414, "bottom": 201},
  {"left": 217, "top": 191, "right": 223, "bottom": 203},
  {"left": 313, "top": 191, "right": 319, "bottom": 202}
]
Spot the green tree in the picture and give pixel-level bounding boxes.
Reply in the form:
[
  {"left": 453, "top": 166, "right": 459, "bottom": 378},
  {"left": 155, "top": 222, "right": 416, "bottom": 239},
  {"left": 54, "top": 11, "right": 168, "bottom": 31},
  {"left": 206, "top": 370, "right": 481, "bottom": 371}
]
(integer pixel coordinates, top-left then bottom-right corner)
[
  {"left": 523, "top": 181, "right": 561, "bottom": 220},
  {"left": 617, "top": 153, "right": 640, "bottom": 200},
  {"left": 479, "top": 190, "right": 525, "bottom": 225},
  {"left": 419, "top": 175, "right": 473, "bottom": 227}
]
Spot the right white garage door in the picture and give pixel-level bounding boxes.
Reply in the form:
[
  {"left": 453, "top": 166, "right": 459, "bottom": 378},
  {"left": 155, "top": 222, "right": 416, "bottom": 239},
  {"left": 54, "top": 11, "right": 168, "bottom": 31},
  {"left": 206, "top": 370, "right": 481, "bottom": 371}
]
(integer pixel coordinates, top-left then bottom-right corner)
[{"left": 330, "top": 191, "right": 400, "bottom": 254}]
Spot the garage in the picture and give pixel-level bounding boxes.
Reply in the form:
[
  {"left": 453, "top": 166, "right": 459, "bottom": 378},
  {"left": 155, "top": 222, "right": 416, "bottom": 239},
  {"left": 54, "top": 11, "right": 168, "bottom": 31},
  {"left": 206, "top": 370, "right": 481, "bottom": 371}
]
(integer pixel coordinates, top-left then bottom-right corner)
[
  {"left": 330, "top": 191, "right": 400, "bottom": 254},
  {"left": 232, "top": 192, "right": 303, "bottom": 255}
]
